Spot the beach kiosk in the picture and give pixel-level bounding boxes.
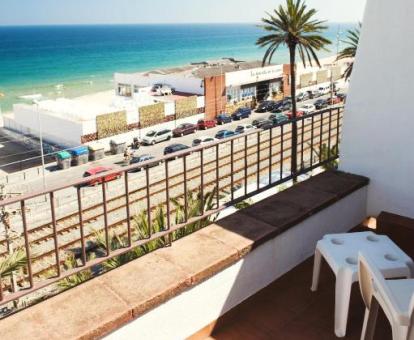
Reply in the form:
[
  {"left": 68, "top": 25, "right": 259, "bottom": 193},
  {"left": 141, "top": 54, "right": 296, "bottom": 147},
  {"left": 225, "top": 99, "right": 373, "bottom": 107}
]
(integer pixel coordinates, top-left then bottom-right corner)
[
  {"left": 70, "top": 146, "right": 89, "bottom": 166},
  {"left": 110, "top": 139, "right": 127, "bottom": 155},
  {"left": 56, "top": 151, "right": 71, "bottom": 170},
  {"left": 88, "top": 142, "right": 105, "bottom": 161}
]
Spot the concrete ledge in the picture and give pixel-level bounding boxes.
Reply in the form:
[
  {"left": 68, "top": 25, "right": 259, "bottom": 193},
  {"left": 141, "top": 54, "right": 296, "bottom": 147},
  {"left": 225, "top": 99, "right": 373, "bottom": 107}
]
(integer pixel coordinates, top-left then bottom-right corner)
[{"left": 0, "top": 171, "right": 369, "bottom": 340}]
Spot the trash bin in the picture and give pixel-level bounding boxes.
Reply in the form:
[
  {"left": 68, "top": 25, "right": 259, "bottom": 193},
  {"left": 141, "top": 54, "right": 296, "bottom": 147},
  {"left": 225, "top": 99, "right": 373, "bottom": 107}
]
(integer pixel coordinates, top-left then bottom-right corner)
[
  {"left": 56, "top": 151, "right": 71, "bottom": 170},
  {"left": 88, "top": 142, "right": 105, "bottom": 161},
  {"left": 70, "top": 146, "right": 89, "bottom": 166},
  {"left": 110, "top": 139, "right": 127, "bottom": 155}
]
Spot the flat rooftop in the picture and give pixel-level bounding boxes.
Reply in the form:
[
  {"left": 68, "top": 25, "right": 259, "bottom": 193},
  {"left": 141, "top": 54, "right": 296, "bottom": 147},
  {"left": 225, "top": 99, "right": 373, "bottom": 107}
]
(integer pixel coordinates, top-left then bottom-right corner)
[{"left": 120, "top": 60, "right": 266, "bottom": 80}]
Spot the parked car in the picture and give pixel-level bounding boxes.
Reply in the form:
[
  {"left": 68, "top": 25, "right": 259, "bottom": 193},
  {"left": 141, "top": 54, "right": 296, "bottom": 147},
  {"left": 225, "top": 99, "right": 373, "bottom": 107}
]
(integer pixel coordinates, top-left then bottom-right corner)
[
  {"left": 192, "top": 136, "right": 217, "bottom": 147},
  {"left": 300, "top": 104, "right": 316, "bottom": 115},
  {"left": 82, "top": 166, "right": 122, "bottom": 186},
  {"left": 128, "top": 155, "right": 157, "bottom": 173},
  {"left": 258, "top": 120, "right": 274, "bottom": 130},
  {"left": 336, "top": 93, "right": 347, "bottom": 102},
  {"left": 255, "top": 101, "right": 275, "bottom": 113},
  {"left": 306, "top": 90, "right": 320, "bottom": 99},
  {"left": 152, "top": 83, "right": 174, "bottom": 96},
  {"left": 314, "top": 99, "right": 328, "bottom": 110},
  {"left": 163, "top": 143, "right": 190, "bottom": 155},
  {"left": 296, "top": 92, "right": 309, "bottom": 102},
  {"left": 231, "top": 107, "right": 252, "bottom": 120},
  {"left": 215, "top": 130, "right": 236, "bottom": 139},
  {"left": 216, "top": 113, "right": 232, "bottom": 125},
  {"left": 286, "top": 111, "right": 305, "bottom": 119},
  {"left": 197, "top": 119, "right": 216, "bottom": 130},
  {"left": 141, "top": 129, "right": 172, "bottom": 145},
  {"left": 172, "top": 123, "right": 197, "bottom": 137},
  {"left": 327, "top": 96, "right": 342, "bottom": 105},
  {"left": 272, "top": 101, "right": 292, "bottom": 113},
  {"left": 268, "top": 112, "right": 288, "bottom": 124},
  {"left": 235, "top": 124, "right": 255, "bottom": 134},
  {"left": 252, "top": 117, "right": 267, "bottom": 128}
]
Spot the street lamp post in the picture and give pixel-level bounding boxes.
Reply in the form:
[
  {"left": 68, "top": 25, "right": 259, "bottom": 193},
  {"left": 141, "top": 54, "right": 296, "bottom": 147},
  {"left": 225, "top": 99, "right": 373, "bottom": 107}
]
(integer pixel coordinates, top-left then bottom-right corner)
[{"left": 34, "top": 100, "right": 46, "bottom": 189}]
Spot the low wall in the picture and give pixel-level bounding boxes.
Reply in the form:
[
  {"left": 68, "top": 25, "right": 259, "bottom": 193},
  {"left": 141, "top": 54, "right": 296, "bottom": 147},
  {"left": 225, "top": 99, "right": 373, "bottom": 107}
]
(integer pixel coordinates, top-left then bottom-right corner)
[{"left": 106, "top": 177, "right": 368, "bottom": 339}]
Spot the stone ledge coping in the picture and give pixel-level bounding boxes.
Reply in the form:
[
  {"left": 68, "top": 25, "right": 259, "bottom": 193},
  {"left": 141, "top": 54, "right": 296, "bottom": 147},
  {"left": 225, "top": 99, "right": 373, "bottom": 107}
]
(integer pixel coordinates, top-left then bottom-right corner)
[{"left": 0, "top": 171, "right": 369, "bottom": 340}]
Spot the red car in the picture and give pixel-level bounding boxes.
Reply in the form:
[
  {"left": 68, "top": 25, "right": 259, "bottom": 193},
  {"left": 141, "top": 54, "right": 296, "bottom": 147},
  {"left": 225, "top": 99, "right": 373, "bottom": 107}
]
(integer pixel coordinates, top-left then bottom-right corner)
[
  {"left": 327, "top": 96, "right": 342, "bottom": 105},
  {"left": 82, "top": 166, "right": 122, "bottom": 186},
  {"left": 172, "top": 123, "right": 197, "bottom": 137},
  {"left": 197, "top": 119, "right": 216, "bottom": 130},
  {"left": 286, "top": 110, "right": 304, "bottom": 119}
]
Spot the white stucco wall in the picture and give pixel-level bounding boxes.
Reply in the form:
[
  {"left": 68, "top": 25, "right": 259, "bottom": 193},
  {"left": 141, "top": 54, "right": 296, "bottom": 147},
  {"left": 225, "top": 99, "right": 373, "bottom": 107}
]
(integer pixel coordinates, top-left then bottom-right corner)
[
  {"left": 340, "top": 0, "right": 414, "bottom": 218},
  {"left": 13, "top": 104, "right": 83, "bottom": 146}
]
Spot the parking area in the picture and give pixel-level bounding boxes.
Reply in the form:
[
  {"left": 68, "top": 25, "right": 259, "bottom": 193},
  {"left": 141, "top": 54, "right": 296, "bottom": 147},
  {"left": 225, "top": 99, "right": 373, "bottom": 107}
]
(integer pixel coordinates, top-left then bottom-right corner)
[{"left": 0, "top": 90, "right": 346, "bottom": 193}]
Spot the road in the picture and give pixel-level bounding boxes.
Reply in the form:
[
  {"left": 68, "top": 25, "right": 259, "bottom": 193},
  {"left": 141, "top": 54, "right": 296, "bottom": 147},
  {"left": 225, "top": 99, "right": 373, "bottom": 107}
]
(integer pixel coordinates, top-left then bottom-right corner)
[{"left": 2, "top": 93, "right": 343, "bottom": 195}]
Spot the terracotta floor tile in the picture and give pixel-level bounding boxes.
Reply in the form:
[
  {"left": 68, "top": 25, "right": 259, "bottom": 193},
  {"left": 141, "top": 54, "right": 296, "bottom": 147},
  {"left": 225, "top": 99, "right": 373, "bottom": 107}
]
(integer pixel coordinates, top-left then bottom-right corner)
[{"left": 209, "top": 255, "right": 393, "bottom": 340}]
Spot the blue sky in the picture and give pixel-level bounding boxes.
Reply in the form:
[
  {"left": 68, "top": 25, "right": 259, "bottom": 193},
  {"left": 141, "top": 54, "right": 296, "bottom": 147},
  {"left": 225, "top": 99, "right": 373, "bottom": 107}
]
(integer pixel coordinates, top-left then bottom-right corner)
[{"left": 0, "top": 0, "right": 366, "bottom": 26}]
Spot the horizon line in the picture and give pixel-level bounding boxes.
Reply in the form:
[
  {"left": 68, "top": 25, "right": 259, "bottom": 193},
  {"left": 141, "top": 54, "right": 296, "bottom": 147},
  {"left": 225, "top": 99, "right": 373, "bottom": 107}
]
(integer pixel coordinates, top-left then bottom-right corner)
[{"left": 0, "top": 21, "right": 358, "bottom": 28}]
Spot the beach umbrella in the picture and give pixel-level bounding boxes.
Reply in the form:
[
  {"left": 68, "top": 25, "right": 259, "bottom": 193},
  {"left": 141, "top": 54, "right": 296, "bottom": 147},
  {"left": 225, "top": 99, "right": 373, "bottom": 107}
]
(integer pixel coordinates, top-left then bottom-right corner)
[{"left": 0, "top": 92, "right": 4, "bottom": 98}]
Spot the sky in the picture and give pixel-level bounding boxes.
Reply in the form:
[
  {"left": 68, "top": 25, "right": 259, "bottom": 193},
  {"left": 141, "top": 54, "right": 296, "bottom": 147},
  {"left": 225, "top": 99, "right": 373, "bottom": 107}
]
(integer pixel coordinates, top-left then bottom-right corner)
[{"left": 0, "top": 0, "right": 366, "bottom": 26}]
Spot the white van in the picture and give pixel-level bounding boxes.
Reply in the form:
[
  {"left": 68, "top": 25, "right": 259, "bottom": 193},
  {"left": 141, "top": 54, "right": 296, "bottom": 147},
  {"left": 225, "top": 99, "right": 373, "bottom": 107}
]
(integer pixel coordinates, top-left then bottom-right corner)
[{"left": 318, "top": 85, "right": 331, "bottom": 96}]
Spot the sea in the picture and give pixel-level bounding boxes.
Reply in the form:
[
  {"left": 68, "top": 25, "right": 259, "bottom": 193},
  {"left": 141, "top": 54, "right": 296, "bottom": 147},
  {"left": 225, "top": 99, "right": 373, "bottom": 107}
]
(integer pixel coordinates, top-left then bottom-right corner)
[{"left": 0, "top": 23, "right": 356, "bottom": 112}]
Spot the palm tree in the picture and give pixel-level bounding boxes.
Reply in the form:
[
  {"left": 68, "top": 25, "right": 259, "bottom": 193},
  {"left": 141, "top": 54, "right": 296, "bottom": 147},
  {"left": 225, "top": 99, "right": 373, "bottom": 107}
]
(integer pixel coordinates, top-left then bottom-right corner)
[
  {"left": 337, "top": 23, "right": 361, "bottom": 80},
  {"left": 256, "top": 0, "right": 331, "bottom": 177}
]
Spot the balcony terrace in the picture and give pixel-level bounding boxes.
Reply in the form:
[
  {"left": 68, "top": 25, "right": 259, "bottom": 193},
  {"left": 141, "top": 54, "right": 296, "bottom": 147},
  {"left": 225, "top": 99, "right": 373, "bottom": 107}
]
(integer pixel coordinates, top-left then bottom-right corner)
[{"left": 0, "top": 95, "right": 411, "bottom": 340}]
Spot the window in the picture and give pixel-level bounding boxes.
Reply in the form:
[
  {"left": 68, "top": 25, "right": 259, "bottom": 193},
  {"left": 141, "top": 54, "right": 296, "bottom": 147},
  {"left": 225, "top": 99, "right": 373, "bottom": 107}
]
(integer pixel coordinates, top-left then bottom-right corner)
[{"left": 241, "top": 85, "right": 256, "bottom": 99}]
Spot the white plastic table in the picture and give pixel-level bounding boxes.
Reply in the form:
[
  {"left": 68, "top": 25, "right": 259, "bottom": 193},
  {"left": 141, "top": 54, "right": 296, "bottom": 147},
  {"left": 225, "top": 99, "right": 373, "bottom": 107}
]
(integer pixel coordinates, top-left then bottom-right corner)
[{"left": 311, "top": 231, "right": 414, "bottom": 338}]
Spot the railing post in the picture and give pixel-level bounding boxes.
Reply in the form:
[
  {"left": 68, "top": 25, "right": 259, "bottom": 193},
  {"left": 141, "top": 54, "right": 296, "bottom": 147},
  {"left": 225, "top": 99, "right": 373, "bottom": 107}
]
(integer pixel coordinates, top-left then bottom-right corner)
[
  {"left": 102, "top": 180, "right": 110, "bottom": 256},
  {"left": 145, "top": 166, "right": 152, "bottom": 238},
  {"left": 124, "top": 171, "right": 132, "bottom": 247},
  {"left": 49, "top": 192, "right": 60, "bottom": 276},
  {"left": 76, "top": 187, "right": 87, "bottom": 265},
  {"left": 20, "top": 200, "right": 34, "bottom": 288}
]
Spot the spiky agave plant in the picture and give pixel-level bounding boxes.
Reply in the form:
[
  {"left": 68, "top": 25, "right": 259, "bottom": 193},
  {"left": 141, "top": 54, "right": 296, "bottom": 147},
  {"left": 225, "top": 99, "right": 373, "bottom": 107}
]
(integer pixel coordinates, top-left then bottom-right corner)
[
  {"left": 0, "top": 248, "right": 27, "bottom": 279},
  {"left": 171, "top": 187, "right": 217, "bottom": 240},
  {"left": 58, "top": 253, "right": 93, "bottom": 290},
  {"left": 312, "top": 143, "right": 339, "bottom": 170}
]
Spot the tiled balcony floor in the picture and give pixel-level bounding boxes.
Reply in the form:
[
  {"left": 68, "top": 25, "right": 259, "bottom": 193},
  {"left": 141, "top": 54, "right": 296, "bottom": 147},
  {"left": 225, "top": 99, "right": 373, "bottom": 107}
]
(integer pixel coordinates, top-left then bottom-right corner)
[{"left": 207, "top": 239, "right": 392, "bottom": 340}]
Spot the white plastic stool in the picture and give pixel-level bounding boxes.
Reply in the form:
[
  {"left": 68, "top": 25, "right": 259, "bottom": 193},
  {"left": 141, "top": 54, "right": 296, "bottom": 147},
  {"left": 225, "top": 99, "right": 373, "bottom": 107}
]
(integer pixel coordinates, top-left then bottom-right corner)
[{"left": 311, "top": 231, "right": 414, "bottom": 338}]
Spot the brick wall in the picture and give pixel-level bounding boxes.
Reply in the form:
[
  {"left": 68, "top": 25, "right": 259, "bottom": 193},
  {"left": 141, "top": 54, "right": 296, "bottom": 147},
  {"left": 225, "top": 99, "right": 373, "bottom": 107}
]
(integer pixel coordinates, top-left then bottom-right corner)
[{"left": 204, "top": 74, "right": 226, "bottom": 120}]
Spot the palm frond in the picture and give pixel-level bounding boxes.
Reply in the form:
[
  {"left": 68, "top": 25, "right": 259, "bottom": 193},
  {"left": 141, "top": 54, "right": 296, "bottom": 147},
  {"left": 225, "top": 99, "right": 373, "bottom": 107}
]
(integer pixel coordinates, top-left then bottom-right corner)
[
  {"left": 256, "top": 0, "right": 331, "bottom": 68},
  {"left": 337, "top": 23, "right": 361, "bottom": 80},
  {"left": 0, "top": 248, "right": 27, "bottom": 278}
]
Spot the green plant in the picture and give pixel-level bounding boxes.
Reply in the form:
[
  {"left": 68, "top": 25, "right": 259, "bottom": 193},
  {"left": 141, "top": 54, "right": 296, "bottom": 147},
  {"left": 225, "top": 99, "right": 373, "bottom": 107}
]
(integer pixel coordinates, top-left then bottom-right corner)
[
  {"left": 0, "top": 248, "right": 27, "bottom": 278},
  {"left": 172, "top": 188, "right": 217, "bottom": 240},
  {"left": 312, "top": 143, "right": 339, "bottom": 170},
  {"left": 337, "top": 23, "right": 361, "bottom": 80},
  {"left": 256, "top": 0, "right": 331, "bottom": 177},
  {"left": 234, "top": 199, "right": 253, "bottom": 210},
  {"left": 58, "top": 253, "right": 93, "bottom": 289}
]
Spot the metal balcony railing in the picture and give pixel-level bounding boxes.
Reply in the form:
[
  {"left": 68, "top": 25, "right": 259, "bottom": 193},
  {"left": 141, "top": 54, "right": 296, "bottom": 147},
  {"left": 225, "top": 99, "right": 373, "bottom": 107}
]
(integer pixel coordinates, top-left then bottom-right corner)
[{"left": 0, "top": 106, "right": 343, "bottom": 309}]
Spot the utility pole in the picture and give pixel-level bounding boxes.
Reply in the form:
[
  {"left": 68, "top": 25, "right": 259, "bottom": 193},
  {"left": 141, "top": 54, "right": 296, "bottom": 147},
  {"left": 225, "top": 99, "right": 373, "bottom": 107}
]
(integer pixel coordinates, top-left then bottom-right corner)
[{"left": 34, "top": 100, "right": 46, "bottom": 189}]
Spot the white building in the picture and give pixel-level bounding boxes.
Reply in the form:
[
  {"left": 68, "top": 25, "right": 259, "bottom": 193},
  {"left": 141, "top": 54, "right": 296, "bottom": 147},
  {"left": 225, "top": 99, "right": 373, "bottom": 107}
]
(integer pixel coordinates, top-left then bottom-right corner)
[{"left": 340, "top": 0, "right": 414, "bottom": 219}]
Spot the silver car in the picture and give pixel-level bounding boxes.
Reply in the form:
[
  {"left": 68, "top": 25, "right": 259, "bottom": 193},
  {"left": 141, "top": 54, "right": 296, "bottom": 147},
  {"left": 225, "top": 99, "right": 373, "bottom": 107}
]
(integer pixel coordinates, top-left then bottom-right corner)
[{"left": 141, "top": 129, "right": 172, "bottom": 145}]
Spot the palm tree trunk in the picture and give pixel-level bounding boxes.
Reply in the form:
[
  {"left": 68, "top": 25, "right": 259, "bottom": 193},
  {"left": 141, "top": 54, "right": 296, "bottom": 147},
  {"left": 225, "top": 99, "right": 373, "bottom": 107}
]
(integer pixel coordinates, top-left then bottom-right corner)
[{"left": 289, "top": 45, "right": 298, "bottom": 181}]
